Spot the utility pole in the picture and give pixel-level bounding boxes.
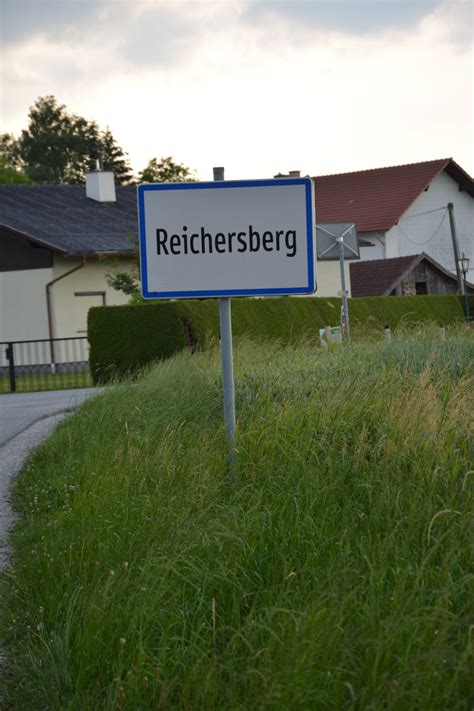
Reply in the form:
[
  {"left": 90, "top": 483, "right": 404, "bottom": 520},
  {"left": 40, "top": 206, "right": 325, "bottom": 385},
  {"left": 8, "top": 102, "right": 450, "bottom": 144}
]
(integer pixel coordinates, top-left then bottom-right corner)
[{"left": 447, "top": 202, "right": 464, "bottom": 295}]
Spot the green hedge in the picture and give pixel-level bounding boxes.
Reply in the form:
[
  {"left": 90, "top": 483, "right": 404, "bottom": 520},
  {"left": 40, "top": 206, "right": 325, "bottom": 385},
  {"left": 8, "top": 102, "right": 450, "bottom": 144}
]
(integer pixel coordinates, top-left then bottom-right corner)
[
  {"left": 88, "top": 302, "right": 186, "bottom": 382},
  {"left": 88, "top": 295, "right": 467, "bottom": 383}
]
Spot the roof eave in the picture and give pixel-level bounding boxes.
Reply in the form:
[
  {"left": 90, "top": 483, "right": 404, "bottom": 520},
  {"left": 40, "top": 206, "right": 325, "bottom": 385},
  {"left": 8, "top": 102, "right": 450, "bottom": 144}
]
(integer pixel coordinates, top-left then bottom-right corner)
[
  {"left": 1, "top": 224, "right": 136, "bottom": 259},
  {"left": 444, "top": 159, "right": 474, "bottom": 197},
  {"left": 0, "top": 223, "right": 67, "bottom": 255},
  {"left": 63, "top": 250, "right": 136, "bottom": 258}
]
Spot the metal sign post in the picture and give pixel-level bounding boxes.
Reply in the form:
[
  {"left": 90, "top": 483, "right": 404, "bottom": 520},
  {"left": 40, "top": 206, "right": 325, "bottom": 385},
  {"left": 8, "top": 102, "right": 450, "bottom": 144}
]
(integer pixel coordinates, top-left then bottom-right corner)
[
  {"left": 213, "top": 167, "right": 237, "bottom": 482},
  {"left": 316, "top": 222, "right": 358, "bottom": 343},
  {"left": 137, "top": 170, "right": 316, "bottom": 484},
  {"left": 336, "top": 234, "right": 350, "bottom": 341}
]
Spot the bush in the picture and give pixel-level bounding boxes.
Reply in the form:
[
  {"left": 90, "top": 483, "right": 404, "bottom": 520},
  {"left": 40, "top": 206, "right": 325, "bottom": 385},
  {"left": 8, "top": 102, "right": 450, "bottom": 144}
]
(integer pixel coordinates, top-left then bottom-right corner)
[
  {"left": 88, "top": 302, "right": 186, "bottom": 382},
  {"left": 88, "top": 295, "right": 467, "bottom": 383}
]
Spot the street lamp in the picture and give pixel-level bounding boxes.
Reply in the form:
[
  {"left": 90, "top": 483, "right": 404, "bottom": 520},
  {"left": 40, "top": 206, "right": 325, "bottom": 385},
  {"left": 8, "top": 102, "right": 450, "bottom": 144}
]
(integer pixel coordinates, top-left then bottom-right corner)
[{"left": 458, "top": 253, "right": 470, "bottom": 321}]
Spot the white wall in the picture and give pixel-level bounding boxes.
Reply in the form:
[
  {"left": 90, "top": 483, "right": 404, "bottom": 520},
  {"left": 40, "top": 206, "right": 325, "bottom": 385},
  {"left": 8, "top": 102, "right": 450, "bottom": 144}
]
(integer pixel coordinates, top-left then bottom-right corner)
[
  {"left": 315, "top": 259, "right": 352, "bottom": 297},
  {"left": 51, "top": 256, "right": 135, "bottom": 339},
  {"left": 0, "top": 267, "right": 52, "bottom": 344},
  {"left": 359, "top": 232, "right": 386, "bottom": 261},
  {"left": 387, "top": 171, "right": 474, "bottom": 282}
]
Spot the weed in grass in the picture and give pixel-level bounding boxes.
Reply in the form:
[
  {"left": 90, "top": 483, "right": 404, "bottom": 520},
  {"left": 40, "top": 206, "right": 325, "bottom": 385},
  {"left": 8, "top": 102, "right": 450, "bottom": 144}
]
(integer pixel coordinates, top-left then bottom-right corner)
[{"left": 1, "top": 330, "right": 473, "bottom": 709}]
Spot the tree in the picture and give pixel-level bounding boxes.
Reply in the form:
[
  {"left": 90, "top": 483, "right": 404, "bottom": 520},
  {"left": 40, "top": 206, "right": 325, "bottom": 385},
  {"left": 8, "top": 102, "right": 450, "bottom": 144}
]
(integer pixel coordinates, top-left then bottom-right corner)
[
  {"left": 138, "top": 156, "right": 196, "bottom": 183},
  {"left": 16, "top": 96, "right": 97, "bottom": 183},
  {"left": 0, "top": 133, "right": 22, "bottom": 171},
  {"left": 10, "top": 96, "right": 132, "bottom": 185},
  {"left": 0, "top": 134, "right": 30, "bottom": 183},
  {"left": 0, "top": 156, "right": 31, "bottom": 184},
  {"left": 99, "top": 128, "right": 133, "bottom": 186},
  {"left": 105, "top": 261, "right": 140, "bottom": 297}
]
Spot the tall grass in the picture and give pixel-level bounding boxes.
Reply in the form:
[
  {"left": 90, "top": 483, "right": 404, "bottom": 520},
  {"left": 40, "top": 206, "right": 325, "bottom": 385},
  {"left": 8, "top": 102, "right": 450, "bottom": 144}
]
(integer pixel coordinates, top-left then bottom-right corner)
[{"left": 2, "top": 330, "right": 473, "bottom": 709}]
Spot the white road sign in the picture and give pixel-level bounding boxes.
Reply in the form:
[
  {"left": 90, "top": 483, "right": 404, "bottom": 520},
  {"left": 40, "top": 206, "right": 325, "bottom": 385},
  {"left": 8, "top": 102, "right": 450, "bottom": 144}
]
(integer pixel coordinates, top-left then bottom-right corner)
[{"left": 137, "top": 178, "right": 316, "bottom": 299}]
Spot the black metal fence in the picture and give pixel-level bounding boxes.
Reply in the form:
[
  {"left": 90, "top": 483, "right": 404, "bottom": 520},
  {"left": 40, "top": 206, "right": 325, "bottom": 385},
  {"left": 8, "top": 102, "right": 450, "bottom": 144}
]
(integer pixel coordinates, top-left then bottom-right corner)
[{"left": 0, "top": 337, "right": 92, "bottom": 393}]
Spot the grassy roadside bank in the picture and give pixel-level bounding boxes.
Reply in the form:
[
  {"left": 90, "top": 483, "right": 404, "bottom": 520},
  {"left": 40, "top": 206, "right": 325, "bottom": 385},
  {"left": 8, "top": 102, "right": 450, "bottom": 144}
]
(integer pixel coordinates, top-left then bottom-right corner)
[{"left": 2, "top": 330, "right": 474, "bottom": 709}]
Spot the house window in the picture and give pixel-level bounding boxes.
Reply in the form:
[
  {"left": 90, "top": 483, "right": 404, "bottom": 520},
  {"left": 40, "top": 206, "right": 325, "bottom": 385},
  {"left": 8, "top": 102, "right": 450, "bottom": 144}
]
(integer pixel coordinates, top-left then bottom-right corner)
[
  {"left": 74, "top": 291, "right": 106, "bottom": 333},
  {"left": 415, "top": 282, "right": 427, "bottom": 295}
]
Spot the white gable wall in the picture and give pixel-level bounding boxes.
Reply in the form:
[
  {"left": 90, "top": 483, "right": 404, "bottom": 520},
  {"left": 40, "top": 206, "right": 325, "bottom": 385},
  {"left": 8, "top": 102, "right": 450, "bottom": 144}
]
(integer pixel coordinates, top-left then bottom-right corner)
[
  {"left": 358, "top": 232, "right": 386, "bottom": 261},
  {"left": 0, "top": 267, "right": 53, "bottom": 343},
  {"left": 386, "top": 171, "right": 474, "bottom": 283}
]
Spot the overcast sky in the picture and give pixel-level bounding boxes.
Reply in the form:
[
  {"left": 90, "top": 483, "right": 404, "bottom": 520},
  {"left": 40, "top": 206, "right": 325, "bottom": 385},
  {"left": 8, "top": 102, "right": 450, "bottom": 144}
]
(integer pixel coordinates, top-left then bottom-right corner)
[{"left": 1, "top": 0, "right": 473, "bottom": 179}]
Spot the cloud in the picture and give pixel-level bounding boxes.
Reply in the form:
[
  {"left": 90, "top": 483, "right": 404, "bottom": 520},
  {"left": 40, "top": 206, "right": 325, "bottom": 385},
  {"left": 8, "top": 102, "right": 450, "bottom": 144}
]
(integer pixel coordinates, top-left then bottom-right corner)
[
  {"left": 242, "top": 0, "right": 443, "bottom": 34},
  {"left": 115, "top": 2, "right": 214, "bottom": 68},
  {"left": 116, "top": 10, "right": 193, "bottom": 67},
  {"left": 0, "top": 0, "right": 110, "bottom": 45},
  {"left": 114, "top": 1, "right": 246, "bottom": 68},
  {"left": 424, "top": 0, "right": 473, "bottom": 47},
  {"left": 0, "top": 0, "right": 471, "bottom": 180},
  {"left": 0, "top": 0, "right": 243, "bottom": 69}
]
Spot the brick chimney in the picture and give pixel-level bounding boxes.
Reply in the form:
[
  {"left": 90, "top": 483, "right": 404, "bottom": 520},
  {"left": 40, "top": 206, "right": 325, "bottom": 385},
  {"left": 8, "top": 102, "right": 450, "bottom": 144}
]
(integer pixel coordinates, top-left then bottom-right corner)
[{"left": 85, "top": 160, "right": 116, "bottom": 202}]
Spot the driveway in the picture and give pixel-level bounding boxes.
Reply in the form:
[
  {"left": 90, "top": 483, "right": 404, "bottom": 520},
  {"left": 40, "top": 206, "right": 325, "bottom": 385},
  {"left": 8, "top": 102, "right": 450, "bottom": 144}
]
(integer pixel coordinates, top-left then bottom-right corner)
[{"left": 0, "top": 387, "right": 101, "bottom": 447}]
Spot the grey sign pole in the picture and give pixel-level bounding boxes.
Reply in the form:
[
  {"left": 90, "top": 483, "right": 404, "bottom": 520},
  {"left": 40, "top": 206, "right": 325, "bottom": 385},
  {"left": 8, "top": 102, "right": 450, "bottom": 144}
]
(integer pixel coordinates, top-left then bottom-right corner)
[
  {"left": 336, "top": 234, "right": 350, "bottom": 341},
  {"left": 214, "top": 166, "right": 236, "bottom": 482}
]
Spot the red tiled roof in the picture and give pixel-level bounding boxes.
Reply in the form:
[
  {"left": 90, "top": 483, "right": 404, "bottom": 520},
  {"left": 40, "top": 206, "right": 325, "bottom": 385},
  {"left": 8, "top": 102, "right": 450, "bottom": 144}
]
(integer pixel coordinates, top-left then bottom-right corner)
[{"left": 313, "top": 158, "right": 474, "bottom": 233}]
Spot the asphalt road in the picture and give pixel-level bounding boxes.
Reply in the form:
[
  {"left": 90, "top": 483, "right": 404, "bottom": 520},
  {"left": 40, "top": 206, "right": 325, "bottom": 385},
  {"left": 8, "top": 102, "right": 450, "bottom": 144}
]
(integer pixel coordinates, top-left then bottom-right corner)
[
  {"left": 0, "top": 387, "right": 101, "bottom": 571},
  {"left": 0, "top": 387, "right": 100, "bottom": 447}
]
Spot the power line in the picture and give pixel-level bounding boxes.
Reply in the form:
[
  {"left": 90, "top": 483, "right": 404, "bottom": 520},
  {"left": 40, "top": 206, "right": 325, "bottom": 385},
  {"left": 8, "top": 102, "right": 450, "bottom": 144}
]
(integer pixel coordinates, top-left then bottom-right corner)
[
  {"left": 398, "top": 205, "right": 447, "bottom": 221},
  {"left": 396, "top": 207, "right": 448, "bottom": 247}
]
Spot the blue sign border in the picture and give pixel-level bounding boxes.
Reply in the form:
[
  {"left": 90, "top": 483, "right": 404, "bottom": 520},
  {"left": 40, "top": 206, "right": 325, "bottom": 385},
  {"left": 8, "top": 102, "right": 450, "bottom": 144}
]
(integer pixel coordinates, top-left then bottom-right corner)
[{"left": 137, "top": 178, "right": 315, "bottom": 299}]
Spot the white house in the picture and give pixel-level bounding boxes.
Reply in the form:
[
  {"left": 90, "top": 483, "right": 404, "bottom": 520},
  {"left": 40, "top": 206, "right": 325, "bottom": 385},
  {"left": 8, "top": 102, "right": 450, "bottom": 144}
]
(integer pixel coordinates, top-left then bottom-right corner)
[
  {"left": 313, "top": 158, "right": 474, "bottom": 286},
  {"left": 0, "top": 170, "right": 136, "bottom": 349},
  {"left": 0, "top": 170, "right": 350, "bottom": 356}
]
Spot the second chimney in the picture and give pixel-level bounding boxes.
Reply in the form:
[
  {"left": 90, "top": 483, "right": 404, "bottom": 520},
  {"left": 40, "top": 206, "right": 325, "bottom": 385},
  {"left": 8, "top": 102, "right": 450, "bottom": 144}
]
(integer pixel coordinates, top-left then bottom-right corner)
[{"left": 274, "top": 170, "right": 301, "bottom": 179}]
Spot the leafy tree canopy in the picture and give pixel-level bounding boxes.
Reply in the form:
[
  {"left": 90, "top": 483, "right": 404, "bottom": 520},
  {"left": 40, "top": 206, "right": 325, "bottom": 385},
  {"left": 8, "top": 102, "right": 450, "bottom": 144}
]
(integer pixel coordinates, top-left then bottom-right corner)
[
  {"left": 100, "top": 128, "right": 134, "bottom": 186},
  {"left": 5, "top": 96, "right": 133, "bottom": 185},
  {"left": 0, "top": 133, "right": 22, "bottom": 171},
  {"left": 138, "top": 156, "right": 196, "bottom": 183},
  {"left": 0, "top": 137, "right": 30, "bottom": 183},
  {"left": 4, "top": 98, "right": 197, "bottom": 190},
  {"left": 0, "top": 156, "right": 31, "bottom": 184}
]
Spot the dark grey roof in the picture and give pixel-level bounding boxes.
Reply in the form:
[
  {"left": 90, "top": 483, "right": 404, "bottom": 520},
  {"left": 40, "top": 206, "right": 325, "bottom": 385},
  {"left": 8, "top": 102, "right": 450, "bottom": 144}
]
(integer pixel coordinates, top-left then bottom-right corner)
[{"left": 0, "top": 184, "right": 138, "bottom": 255}]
